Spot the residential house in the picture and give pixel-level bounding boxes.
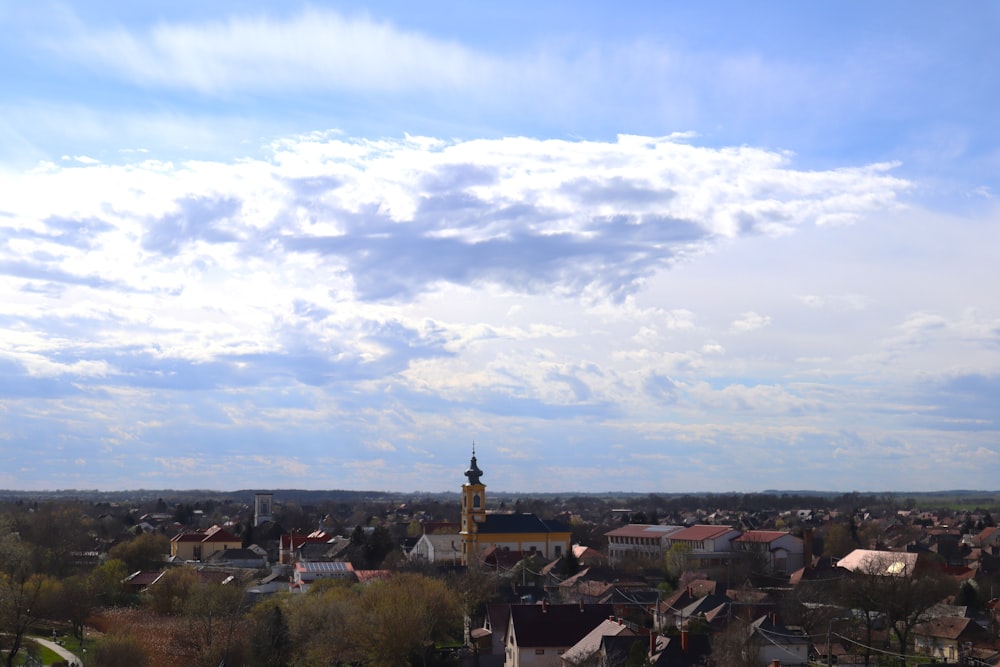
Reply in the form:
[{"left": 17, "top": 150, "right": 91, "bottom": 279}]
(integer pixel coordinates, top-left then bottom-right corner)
[
  {"left": 835, "top": 548, "right": 921, "bottom": 577},
  {"left": 123, "top": 570, "right": 164, "bottom": 596},
  {"left": 170, "top": 525, "right": 242, "bottom": 561},
  {"left": 571, "top": 545, "right": 605, "bottom": 568},
  {"left": 913, "top": 616, "right": 992, "bottom": 663},
  {"left": 599, "top": 632, "right": 711, "bottom": 667},
  {"left": 474, "top": 603, "right": 513, "bottom": 657},
  {"left": 653, "top": 580, "right": 720, "bottom": 629},
  {"left": 732, "top": 530, "right": 804, "bottom": 576},
  {"left": 409, "top": 533, "right": 463, "bottom": 565},
  {"left": 505, "top": 602, "right": 613, "bottom": 667},
  {"left": 279, "top": 530, "right": 335, "bottom": 564},
  {"left": 296, "top": 535, "right": 351, "bottom": 563},
  {"left": 750, "top": 614, "right": 810, "bottom": 667},
  {"left": 971, "top": 526, "right": 1000, "bottom": 552},
  {"left": 559, "top": 617, "right": 634, "bottom": 667}
]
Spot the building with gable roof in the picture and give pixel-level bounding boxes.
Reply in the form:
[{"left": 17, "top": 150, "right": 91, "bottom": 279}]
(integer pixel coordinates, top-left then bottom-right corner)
[
  {"left": 559, "top": 617, "right": 634, "bottom": 666},
  {"left": 505, "top": 602, "right": 614, "bottom": 667},
  {"left": 663, "top": 524, "right": 742, "bottom": 575},
  {"left": 732, "top": 530, "right": 805, "bottom": 576},
  {"left": 604, "top": 523, "right": 684, "bottom": 566},
  {"left": 409, "top": 532, "right": 463, "bottom": 565},
  {"left": 750, "top": 614, "right": 810, "bottom": 666},
  {"left": 459, "top": 447, "right": 571, "bottom": 566},
  {"left": 913, "top": 615, "right": 992, "bottom": 663},
  {"left": 835, "top": 548, "right": 921, "bottom": 577},
  {"left": 170, "top": 525, "right": 242, "bottom": 561}
]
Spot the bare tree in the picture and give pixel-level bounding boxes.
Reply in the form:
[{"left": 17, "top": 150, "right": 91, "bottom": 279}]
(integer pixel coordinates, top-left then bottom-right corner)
[
  {"left": 708, "top": 616, "right": 761, "bottom": 667},
  {"left": 837, "top": 551, "right": 954, "bottom": 666}
]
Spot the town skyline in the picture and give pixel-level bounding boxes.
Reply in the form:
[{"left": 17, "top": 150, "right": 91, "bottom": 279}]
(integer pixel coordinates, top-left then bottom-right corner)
[{"left": 2, "top": 2, "right": 999, "bottom": 493}]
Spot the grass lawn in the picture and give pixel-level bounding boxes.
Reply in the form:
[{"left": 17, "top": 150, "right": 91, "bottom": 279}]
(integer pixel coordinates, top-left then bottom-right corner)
[{"left": 21, "top": 636, "right": 98, "bottom": 666}]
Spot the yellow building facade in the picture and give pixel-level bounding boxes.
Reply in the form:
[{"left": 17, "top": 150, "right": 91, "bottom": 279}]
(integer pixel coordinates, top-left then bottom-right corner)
[{"left": 459, "top": 448, "right": 570, "bottom": 565}]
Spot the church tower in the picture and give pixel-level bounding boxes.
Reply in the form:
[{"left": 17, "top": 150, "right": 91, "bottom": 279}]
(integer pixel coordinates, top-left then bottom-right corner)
[
  {"left": 254, "top": 492, "right": 273, "bottom": 527},
  {"left": 459, "top": 445, "right": 486, "bottom": 565}
]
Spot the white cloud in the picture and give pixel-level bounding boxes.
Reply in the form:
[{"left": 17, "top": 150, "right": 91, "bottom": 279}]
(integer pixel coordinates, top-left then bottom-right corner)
[
  {"left": 729, "top": 311, "right": 772, "bottom": 333},
  {"left": 7, "top": 128, "right": 997, "bottom": 493},
  {"left": 56, "top": 9, "right": 506, "bottom": 96}
]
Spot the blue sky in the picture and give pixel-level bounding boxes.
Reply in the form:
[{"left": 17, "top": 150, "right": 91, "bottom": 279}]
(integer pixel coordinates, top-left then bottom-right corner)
[{"left": 1, "top": 2, "right": 999, "bottom": 493}]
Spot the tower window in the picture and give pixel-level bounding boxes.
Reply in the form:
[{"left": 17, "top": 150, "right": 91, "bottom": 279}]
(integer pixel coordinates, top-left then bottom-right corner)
[{"left": 473, "top": 494, "right": 481, "bottom": 509}]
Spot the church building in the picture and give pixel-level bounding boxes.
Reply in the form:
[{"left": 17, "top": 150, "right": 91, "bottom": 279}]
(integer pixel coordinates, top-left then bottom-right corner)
[{"left": 459, "top": 447, "right": 571, "bottom": 566}]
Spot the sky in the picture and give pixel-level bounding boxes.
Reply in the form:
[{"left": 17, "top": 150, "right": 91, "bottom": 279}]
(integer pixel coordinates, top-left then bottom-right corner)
[{"left": 2, "top": 2, "right": 1000, "bottom": 494}]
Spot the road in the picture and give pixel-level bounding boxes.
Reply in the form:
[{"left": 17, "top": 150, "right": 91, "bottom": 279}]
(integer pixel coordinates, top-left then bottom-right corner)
[{"left": 31, "top": 637, "right": 83, "bottom": 666}]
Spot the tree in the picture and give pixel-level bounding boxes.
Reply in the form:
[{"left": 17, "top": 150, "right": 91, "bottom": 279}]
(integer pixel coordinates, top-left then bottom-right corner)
[
  {"left": 147, "top": 567, "right": 200, "bottom": 615},
  {"left": 349, "top": 573, "right": 461, "bottom": 667},
  {"left": 285, "top": 583, "right": 357, "bottom": 666},
  {"left": 182, "top": 582, "right": 246, "bottom": 652},
  {"left": 89, "top": 559, "right": 129, "bottom": 606},
  {"left": 446, "top": 559, "right": 499, "bottom": 644},
  {"left": 61, "top": 575, "right": 97, "bottom": 646},
  {"left": 249, "top": 605, "right": 292, "bottom": 667},
  {"left": 838, "top": 552, "right": 954, "bottom": 666},
  {"left": 822, "top": 523, "right": 855, "bottom": 558},
  {"left": 664, "top": 542, "right": 692, "bottom": 579},
  {"left": 0, "top": 520, "right": 43, "bottom": 667},
  {"left": 708, "top": 616, "right": 761, "bottom": 667},
  {"left": 108, "top": 532, "right": 170, "bottom": 572}
]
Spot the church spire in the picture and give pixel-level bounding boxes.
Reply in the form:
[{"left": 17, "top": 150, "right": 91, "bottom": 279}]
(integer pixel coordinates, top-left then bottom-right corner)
[{"left": 465, "top": 442, "right": 483, "bottom": 485}]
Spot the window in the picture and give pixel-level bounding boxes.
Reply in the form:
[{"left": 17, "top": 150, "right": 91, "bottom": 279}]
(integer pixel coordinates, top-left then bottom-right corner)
[
  {"left": 473, "top": 494, "right": 481, "bottom": 509},
  {"left": 554, "top": 546, "right": 562, "bottom": 557},
  {"left": 535, "top": 649, "right": 545, "bottom": 655}
]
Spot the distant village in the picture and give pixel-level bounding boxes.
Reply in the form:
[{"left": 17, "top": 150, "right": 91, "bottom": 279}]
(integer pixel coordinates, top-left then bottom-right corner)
[{"left": 2, "top": 453, "right": 1000, "bottom": 666}]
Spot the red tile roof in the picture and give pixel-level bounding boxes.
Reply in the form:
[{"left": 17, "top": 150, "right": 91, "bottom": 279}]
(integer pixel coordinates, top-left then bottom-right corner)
[
  {"left": 171, "top": 525, "right": 241, "bottom": 544},
  {"left": 669, "top": 525, "right": 736, "bottom": 542},
  {"left": 605, "top": 524, "right": 683, "bottom": 538},
  {"left": 734, "top": 531, "right": 791, "bottom": 543}
]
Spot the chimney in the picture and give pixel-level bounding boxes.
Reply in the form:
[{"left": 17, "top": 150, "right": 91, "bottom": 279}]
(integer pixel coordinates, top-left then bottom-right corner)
[
  {"left": 541, "top": 599, "right": 547, "bottom": 613},
  {"left": 579, "top": 599, "right": 585, "bottom": 612},
  {"left": 681, "top": 630, "right": 688, "bottom": 652},
  {"left": 770, "top": 661, "right": 781, "bottom": 667},
  {"left": 649, "top": 631, "right": 658, "bottom": 654}
]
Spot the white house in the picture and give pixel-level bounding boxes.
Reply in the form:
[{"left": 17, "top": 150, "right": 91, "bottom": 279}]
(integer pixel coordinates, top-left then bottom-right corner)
[
  {"left": 409, "top": 533, "right": 463, "bottom": 565},
  {"left": 504, "top": 603, "right": 613, "bottom": 667},
  {"left": 732, "top": 530, "right": 805, "bottom": 576}
]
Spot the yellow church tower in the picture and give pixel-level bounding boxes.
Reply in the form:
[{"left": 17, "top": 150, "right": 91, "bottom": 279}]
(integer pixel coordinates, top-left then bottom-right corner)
[{"left": 459, "top": 445, "right": 486, "bottom": 565}]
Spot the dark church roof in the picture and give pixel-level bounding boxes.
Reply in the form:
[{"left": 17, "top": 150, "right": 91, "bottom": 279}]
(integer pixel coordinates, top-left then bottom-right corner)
[{"left": 477, "top": 513, "right": 569, "bottom": 534}]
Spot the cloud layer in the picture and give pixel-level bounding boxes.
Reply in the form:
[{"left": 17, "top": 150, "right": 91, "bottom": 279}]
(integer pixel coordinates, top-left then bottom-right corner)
[{"left": 2, "top": 3, "right": 999, "bottom": 492}]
